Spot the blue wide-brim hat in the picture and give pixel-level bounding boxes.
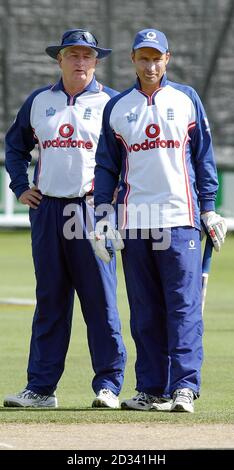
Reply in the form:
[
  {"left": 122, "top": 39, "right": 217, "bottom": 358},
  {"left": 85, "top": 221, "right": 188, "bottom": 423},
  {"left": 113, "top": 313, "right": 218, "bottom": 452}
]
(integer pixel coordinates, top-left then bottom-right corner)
[{"left": 46, "top": 29, "right": 112, "bottom": 59}]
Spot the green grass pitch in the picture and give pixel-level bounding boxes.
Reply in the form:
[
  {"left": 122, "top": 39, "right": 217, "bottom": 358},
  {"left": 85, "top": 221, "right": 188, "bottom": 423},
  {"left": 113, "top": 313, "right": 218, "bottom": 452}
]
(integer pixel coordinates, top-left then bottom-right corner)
[{"left": 0, "top": 230, "right": 234, "bottom": 424}]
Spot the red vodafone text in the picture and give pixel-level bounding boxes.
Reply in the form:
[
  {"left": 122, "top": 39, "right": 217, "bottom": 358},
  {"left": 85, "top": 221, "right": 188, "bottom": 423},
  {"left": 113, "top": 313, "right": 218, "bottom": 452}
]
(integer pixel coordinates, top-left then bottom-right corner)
[
  {"left": 42, "top": 123, "right": 93, "bottom": 150},
  {"left": 128, "top": 123, "right": 180, "bottom": 152}
]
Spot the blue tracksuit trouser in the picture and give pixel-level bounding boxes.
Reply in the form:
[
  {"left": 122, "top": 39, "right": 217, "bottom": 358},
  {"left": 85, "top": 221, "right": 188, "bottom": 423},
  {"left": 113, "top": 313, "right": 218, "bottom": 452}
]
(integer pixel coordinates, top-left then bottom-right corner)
[
  {"left": 27, "top": 196, "right": 126, "bottom": 395},
  {"left": 121, "top": 227, "right": 203, "bottom": 397}
]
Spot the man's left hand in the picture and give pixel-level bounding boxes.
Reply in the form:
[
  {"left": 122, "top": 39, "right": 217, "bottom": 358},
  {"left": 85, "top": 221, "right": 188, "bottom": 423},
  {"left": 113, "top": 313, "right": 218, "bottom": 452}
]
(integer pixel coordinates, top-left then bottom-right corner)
[{"left": 201, "top": 211, "right": 227, "bottom": 251}]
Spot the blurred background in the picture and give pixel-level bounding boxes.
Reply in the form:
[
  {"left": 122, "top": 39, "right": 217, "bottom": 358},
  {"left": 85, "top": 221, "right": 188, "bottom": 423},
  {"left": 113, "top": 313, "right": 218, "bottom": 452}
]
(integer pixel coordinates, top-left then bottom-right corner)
[{"left": 0, "top": 0, "right": 234, "bottom": 226}]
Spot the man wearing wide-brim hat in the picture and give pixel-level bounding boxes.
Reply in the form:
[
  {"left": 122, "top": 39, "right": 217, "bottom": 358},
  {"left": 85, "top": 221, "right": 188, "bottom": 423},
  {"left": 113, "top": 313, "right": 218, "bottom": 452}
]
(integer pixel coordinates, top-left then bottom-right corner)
[
  {"left": 4, "top": 29, "right": 126, "bottom": 410},
  {"left": 45, "top": 29, "right": 112, "bottom": 96}
]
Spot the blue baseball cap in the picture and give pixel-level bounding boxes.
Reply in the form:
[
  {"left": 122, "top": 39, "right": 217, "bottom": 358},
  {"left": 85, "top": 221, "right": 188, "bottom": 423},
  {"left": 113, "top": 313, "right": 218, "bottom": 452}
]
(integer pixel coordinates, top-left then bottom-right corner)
[
  {"left": 46, "top": 29, "right": 112, "bottom": 60},
  {"left": 132, "top": 29, "right": 169, "bottom": 53}
]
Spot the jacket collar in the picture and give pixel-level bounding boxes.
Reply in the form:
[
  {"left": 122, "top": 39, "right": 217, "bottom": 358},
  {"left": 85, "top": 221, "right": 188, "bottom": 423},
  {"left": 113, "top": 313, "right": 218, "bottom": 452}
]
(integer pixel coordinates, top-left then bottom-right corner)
[
  {"left": 51, "top": 75, "right": 100, "bottom": 95},
  {"left": 135, "top": 73, "right": 168, "bottom": 91}
]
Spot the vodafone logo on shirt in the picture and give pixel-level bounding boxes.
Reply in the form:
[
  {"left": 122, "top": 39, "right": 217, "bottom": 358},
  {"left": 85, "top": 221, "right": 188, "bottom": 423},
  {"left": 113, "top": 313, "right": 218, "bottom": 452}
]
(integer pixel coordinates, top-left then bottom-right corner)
[
  {"left": 145, "top": 124, "right": 160, "bottom": 138},
  {"left": 128, "top": 123, "right": 180, "bottom": 153},
  {"left": 42, "top": 123, "right": 93, "bottom": 150},
  {"left": 59, "top": 123, "right": 74, "bottom": 138}
]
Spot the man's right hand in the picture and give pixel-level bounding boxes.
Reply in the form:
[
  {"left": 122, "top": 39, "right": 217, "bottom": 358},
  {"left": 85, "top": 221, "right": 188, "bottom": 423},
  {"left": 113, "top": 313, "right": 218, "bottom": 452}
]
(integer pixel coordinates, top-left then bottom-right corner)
[
  {"left": 19, "top": 187, "right": 42, "bottom": 209},
  {"left": 89, "top": 220, "right": 124, "bottom": 263}
]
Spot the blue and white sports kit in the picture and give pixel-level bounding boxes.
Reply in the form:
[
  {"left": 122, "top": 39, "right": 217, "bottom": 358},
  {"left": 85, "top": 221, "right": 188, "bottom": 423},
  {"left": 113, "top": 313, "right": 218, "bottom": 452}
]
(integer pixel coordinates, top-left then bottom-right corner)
[
  {"left": 94, "top": 75, "right": 219, "bottom": 396},
  {"left": 5, "top": 77, "right": 126, "bottom": 396}
]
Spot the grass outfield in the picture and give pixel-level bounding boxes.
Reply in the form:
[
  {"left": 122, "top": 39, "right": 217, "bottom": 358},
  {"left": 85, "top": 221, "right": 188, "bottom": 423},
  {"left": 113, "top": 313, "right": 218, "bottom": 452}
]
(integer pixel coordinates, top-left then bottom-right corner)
[{"left": 0, "top": 230, "right": 234, "bottom": 424}]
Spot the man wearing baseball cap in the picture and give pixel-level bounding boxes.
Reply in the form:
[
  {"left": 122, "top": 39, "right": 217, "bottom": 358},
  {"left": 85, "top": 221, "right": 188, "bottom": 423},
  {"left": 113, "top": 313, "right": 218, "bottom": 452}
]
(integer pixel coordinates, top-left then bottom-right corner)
[
  {"left": 92, "top": 28, "right": 227, "bottom": 412},
  {"left": 4, "top": 29, "right": 126, "bottom": 409}
]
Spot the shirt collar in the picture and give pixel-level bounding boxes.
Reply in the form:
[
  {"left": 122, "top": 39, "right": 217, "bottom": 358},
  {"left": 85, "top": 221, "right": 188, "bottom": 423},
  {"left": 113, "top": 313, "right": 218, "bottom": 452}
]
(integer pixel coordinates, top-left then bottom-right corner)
[
  {"left": 135, "top": 73, "right": 168, "bottom": 91},
  {"left": 51, "top": 76, "right": 100, "bottom": 95}
]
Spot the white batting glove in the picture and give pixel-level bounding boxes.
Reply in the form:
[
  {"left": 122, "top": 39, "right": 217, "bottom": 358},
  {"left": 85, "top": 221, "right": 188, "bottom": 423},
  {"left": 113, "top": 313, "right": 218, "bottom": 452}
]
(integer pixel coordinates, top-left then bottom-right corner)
[
  {"left": 89, "top": 220, "right": 124, "bottom": 263},
  {"left": 201, "top": 211, "right": 227, "bottom": 252}
]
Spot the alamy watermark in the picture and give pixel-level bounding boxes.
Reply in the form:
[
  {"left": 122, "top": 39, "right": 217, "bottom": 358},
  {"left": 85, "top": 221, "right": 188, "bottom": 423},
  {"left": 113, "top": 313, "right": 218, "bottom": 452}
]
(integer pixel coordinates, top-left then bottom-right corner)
[{"left": 63, "top": 200, "right": 172, "bottom": 250}]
